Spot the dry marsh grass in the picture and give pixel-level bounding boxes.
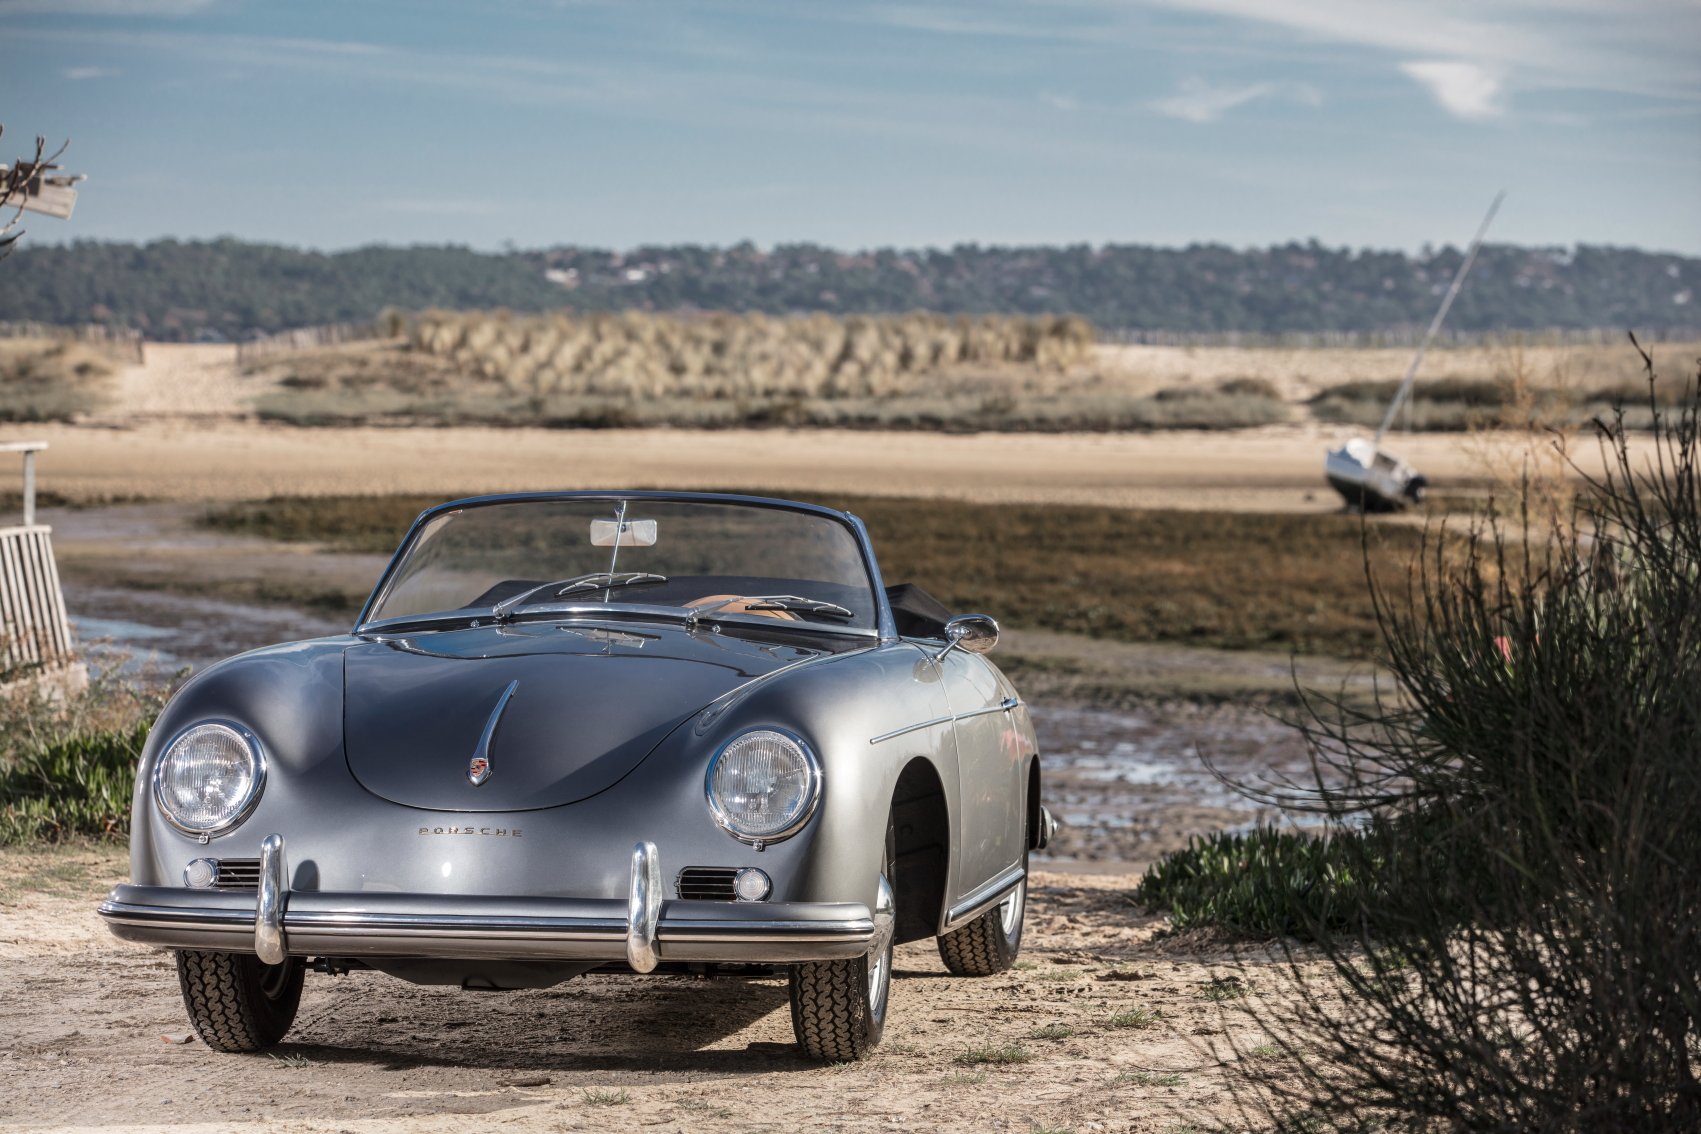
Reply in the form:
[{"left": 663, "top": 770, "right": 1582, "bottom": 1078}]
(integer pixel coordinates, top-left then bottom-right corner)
[
  {"left": 240, "top": 320, "right": 1693, "bottom": 434},
  {"left": 1096, "top": 338, "right": 1701, "bottom": 401},
  {"left": 0, "top": 339, "right": 115, "bottom": 422},
  {"left": 1311, "top": 367, "right": 1699, "bottom": 432},
  {"left": 407, "top": 309, "right": 1096, "bottom": 398},
  {"left": 245, "top": 313, "right": 1290, "bottom": 432}
]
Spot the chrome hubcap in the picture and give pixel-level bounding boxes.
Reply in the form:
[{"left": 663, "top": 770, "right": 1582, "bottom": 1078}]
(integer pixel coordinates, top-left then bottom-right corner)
[
  {"left": 998, "top": 877, "right": 1026, "bottom": 939},
  {"left": 868, "top": 872, "right": 896, "bottom": 1013},
  {"left": 258, "top": 959, "right": 292, "bottom": 1001}
]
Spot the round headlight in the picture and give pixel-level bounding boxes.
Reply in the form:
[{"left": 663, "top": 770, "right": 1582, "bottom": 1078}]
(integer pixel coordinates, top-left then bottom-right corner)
[
  {"left": 154, "top": 721, "right": 265, "bottom": 835},
  {"left": 705, "top": 729, "right": 821, "bottom": 844}
]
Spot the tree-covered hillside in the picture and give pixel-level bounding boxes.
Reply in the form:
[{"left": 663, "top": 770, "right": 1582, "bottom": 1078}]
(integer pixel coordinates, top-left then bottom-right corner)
[{"left": 1, "top": 237, "right": 1694, "bottom": 340}]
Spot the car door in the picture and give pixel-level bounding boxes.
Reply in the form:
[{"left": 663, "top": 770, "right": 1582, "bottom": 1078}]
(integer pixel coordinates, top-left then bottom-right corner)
[{"left": 937, "top": 649, "right": 1026, "bottom": 898}]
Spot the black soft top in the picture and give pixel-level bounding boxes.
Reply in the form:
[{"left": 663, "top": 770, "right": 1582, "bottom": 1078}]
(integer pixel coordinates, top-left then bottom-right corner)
[{"left": 884, "top": 583, "right": 951, "bottom": 639}]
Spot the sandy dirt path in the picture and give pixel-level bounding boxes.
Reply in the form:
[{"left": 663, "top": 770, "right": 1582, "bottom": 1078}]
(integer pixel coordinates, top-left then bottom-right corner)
[
  {"left": 16, "top": 419, "right": 1570, "bottom": 511},
  {"left": 0, "top": 849, "right": 1296, "bottom": 1134},
  {"left": 104, "top": 345, "right": 254, "bottom": 419}
]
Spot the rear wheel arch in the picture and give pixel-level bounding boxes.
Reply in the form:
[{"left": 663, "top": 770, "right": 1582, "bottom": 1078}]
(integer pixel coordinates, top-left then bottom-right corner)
[
  {"left": 889, "top": 757, "right": 950, "bottom": 946},
  {"left": 1025, "top": 756, "right": 1043, "bottom": 849}
]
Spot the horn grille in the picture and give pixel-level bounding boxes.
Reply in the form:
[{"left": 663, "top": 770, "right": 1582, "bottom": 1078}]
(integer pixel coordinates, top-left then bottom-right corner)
[{"left": 675, "top": 866, "right": 738, "bottom": 901}]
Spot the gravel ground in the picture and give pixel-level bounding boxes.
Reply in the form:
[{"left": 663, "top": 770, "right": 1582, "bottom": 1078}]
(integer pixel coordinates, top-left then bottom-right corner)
[{"left": 0, "top": 847, "right": 1307, "bottom": 1134}]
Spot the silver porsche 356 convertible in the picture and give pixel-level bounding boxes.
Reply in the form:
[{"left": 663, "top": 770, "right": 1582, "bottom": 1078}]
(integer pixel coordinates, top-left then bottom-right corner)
[{"left": 99, "top": 491, "right": 1050, "bottom": 1061}]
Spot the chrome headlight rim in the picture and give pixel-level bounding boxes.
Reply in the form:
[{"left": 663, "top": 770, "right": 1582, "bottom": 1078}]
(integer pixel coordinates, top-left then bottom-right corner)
[
  {"left": 704, "top": 726, "right": 823, "bottom": 846},
  {"left": 151, "top": 719, "right": 267, "bottom": 837}
]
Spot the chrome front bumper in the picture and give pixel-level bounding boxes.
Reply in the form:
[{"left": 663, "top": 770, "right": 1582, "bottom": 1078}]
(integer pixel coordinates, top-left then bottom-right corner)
[{"left": 98, "top": 837, "right": 874, "bottom": 969}]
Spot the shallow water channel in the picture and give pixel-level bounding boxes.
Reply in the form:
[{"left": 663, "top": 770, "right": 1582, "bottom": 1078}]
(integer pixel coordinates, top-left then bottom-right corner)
[
  {"left": 66, "top": 582, "right": 348, "bottom": 674},
  {"left": 1028, "top": 703, "right": 1313, "bottom": 863}
]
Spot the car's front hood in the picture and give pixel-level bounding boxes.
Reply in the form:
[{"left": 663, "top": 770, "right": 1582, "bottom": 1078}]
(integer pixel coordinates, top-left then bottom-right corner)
[{"left": 342, "top": 621, "right": 841, "bottom": 811}]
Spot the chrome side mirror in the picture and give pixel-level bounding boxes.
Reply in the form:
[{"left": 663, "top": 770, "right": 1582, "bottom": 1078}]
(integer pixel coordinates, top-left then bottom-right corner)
[{"left": 936, "top": 614, "right": 999, "bottom": 660}]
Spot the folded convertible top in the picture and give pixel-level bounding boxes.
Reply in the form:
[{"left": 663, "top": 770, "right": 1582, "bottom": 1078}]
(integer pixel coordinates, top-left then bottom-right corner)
[{"left": 884, "top": 582, "right": 951, "bottom": 639}]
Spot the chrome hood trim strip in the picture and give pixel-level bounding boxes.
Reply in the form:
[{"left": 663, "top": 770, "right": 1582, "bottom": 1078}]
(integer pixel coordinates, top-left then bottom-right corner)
[{"left": 869, "top": 697, "right": 1022, "bottom": 745}]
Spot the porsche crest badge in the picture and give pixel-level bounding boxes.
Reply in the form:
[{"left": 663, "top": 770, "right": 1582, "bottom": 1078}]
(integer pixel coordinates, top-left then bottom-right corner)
[{"left": 467, "top": 679, "right": 519, "bottom": 787}]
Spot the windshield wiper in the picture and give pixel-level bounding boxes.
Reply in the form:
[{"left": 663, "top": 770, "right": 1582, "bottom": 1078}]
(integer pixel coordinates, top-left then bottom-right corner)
[
  {"left": 688, "top": 594, "right": 854, "bottom": 625},
  {"left": 745, "top": 595, "right": 854, "bottom": 620},
  {"left": 491, "top": 572, "right": 668, "bottom": 622}
]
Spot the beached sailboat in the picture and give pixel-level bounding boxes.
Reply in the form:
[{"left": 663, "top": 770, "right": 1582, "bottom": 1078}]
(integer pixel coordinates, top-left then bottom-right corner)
[{"left": 1326, "top": 193, "right": 1503, "bottom": 512}]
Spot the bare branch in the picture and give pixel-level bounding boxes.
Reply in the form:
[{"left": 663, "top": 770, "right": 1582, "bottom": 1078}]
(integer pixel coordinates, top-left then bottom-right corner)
[{"left": 1, "top": 128, "right": 79, "bottom": 262}]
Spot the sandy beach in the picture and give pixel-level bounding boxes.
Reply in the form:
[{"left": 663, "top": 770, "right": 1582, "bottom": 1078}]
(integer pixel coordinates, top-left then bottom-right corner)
[{"left": 21, "top": 418, "right": 1570, "bottom": 510}]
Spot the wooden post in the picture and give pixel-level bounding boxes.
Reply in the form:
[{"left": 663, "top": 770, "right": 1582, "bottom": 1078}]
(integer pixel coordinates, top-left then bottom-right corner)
[{"left": 22, "top": 448, "right": 35, "bottom": 527}]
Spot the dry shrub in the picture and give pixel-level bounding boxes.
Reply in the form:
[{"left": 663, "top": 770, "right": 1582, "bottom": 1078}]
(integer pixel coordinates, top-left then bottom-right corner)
[
  {"left": 1220, "top": 347, "right": 1701, "bottom": 1131},
  {"left": 0, "top": 338, "right": 114, "bottom": 421}
]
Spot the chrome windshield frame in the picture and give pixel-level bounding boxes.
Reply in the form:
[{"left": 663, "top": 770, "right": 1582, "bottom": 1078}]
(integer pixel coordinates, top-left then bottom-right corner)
[{"left": 354, "top": 492, "right": 898, "bottom": 642}]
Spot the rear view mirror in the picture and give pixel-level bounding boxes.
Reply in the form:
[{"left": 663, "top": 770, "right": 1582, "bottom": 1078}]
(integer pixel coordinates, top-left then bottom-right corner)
[
  {"left": 937, "top": 613, "right": 999, "bottom": 659},
  {"left": 590, "top": 519, "right": 657, "bottom": 548}
]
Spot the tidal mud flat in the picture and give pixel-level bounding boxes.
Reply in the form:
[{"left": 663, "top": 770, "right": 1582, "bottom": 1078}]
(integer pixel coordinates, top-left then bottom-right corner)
[{"left": 1033, "top": 703, "right": 1310, "bottom": 866}]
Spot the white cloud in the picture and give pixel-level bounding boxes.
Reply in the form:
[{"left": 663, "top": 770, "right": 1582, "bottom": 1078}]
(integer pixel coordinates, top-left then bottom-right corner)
[
  {"left": 1153, "top": 79, "right": 1273, "bottom": 123},
  {"left": 1040, "top": 91, "right": 1078, "bottom": 112},
  {"left": 1400, "top": 60, "right": 1505, "bottom": 120},
  {"left": 1140, "top": 1, "right": 1519, "bottom": 67},
  {"left": 1134, "top": 0, "right": 1701, "bottom": 104},
  {"left": 1150, "top": 77, "right": 1320, "bottom": 123},
  {"left": 62, "top": 64, "right": 116, "bottom": 79},
  {"left": 10, "top": 24, "right": 1081, "bottom": 159}
]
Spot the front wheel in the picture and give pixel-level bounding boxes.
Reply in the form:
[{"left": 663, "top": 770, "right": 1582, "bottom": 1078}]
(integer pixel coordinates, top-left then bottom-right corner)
[
  {"left": 937, "top": 862, "right": 1026, "bottom": 976},
  {"left": 175, "top": 950, "right": 305, "bottom": 1053},
  {"left": 790, "top": 836, "right": 895, "bottom": 1061}
]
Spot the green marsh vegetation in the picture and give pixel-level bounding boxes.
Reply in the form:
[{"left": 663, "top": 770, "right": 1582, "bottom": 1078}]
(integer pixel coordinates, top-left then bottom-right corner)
[
  {"left": 202, "top": 495, "right": 1429, "bottom": 658},
  {"left": 0, "top": 664, "right": 171, "bottom": 844}
]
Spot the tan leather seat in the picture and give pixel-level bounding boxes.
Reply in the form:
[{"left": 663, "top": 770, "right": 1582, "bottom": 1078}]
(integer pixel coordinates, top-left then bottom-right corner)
[{"left": 684, "top": 594, "right": 799, "bottom": 621}]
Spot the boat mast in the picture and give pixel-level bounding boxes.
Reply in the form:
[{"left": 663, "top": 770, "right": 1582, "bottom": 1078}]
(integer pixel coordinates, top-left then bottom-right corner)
[{"left": 1374, "top": 191, "right": 1505, "bottom": 446}]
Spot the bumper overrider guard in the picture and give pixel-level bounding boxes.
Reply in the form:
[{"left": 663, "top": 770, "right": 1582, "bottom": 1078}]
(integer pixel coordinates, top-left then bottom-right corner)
[{"left": 98, "top": 837, "right": 876, "bottom": 969}]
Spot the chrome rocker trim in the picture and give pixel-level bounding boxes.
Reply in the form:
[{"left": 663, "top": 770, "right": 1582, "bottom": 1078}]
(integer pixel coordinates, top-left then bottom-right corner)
[
  {"left": 99, "top": 834, "right": 874, "bottom": 966},
  {"left": 942, "top": 862, "right": 1027, "bottom": 932}
]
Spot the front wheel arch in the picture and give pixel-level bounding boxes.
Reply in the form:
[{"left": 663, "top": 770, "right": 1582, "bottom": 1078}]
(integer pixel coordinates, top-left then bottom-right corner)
[{"left": 889, "top": 757, "right": 949, "bottom": 946}]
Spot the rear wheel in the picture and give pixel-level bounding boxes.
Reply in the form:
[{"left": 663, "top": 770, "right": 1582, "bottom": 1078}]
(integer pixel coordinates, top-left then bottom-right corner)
[
  {"left": 175, "top": 950, "right": 305, "bottom": 1053},
  {"left": 937, "top": 859, "right": 1026, "bottom": 976},
  {"left": 789, "top": 824, "right": 896, "bottom": 1061}
]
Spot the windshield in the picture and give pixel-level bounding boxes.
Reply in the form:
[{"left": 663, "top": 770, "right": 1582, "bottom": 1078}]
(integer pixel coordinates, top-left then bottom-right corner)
[{"left": 365, "top": 497, "right": 879, "bottom": 633}]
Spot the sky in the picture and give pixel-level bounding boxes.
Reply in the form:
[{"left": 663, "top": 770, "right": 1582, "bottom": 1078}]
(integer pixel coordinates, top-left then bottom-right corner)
[{"left": 1, "top": 0, "right": 1698, "bottom": 254}]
